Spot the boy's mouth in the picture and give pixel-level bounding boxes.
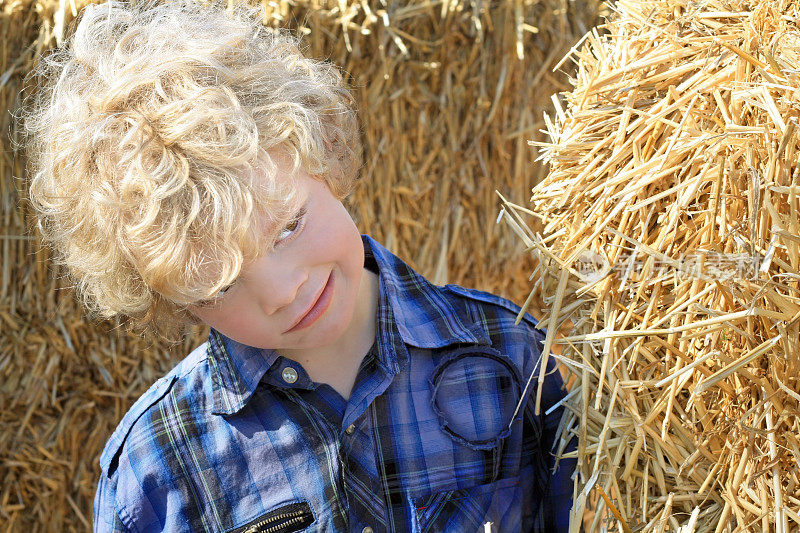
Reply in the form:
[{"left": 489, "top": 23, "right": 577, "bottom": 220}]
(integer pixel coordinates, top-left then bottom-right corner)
[{"left": 285, "top": 270, "right": 335, "bottom": 333}]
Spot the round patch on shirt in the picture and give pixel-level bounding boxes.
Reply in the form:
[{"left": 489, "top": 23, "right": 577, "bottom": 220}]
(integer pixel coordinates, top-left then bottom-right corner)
[{"left": 429, "top": 346, "right": 523, "bottom": 450}]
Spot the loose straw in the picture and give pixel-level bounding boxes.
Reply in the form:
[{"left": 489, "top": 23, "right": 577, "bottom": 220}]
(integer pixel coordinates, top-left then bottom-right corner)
[{"left": 504, "top": 1, "right": 800, "bottom": 530}]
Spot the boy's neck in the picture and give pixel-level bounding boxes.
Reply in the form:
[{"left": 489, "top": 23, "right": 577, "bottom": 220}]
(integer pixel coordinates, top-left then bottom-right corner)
[{"left": 279, "top": 267, "right": 380, "bottom": 401}]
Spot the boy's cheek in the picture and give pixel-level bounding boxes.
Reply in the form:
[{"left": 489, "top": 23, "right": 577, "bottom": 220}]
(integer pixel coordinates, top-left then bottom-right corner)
[{"left": 192, "top": 302, "right": 264, "bottom": 342}]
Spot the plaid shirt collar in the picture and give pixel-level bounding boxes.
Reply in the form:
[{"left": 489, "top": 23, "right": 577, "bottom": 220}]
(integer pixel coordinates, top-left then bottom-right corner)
[{"left": 207, "top": 234, "right": 491, "bottom": 416}]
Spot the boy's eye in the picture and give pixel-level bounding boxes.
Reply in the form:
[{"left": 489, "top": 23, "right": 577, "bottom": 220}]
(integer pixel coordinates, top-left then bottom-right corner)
[
  {"left": 275, "top": 208, "right": 306, "bottom": 244},
  {"left": 217, "top": 283, "right": 234, "bottom": 297},
  {"left": 203, "top": 283, "right": 234, "bottom": 303},
  {"left": 281, "top": 218, "right": 300, "bottom": 236}
]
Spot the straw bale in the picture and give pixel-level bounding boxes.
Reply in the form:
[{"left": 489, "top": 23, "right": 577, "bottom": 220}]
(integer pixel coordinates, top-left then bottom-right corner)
[
  {"left": 500, "top": 0, "right": 800, "bottom": 530},
  {"left": 1, "top": 0, "right": 602, "bottom": 529}
]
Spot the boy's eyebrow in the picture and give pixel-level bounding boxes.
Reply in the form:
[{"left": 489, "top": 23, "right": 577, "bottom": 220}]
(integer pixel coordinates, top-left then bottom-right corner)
[
  {"left": 291, "top": 201, "right": 308, "bottom": 218},
  {"left": 290, "top": 192, "right": 312, "bottom": 217},
  {"left": 269, "top": 198, "right": 309, "bottom": 237},
  {"left": 266, "top": 197, "right": 308, "bottom": 232}
]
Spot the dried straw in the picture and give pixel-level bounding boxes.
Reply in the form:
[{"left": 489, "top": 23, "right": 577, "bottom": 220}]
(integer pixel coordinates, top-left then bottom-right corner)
[
  {"left": 1, "top": 0, "right": 602, "bottom": 529},
  {"left": 501, "top": 0, "right": 800, "bottom": 530}
]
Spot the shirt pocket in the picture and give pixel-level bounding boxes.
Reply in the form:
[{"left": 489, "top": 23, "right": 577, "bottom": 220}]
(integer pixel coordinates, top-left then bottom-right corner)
[
  {"left": 412, "top": 474, "right": 523, "bottom": 533},
  {"left": 428, "top": 345, "right": 524, "bottom": 451},
  {"left": 225, "top": 501, "right": 315, "bottom": 533}
]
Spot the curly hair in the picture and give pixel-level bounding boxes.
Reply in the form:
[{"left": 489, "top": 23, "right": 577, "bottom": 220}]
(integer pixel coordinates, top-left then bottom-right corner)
[{"left": 18, "top": 0, "right": 362, "bottom": 341}]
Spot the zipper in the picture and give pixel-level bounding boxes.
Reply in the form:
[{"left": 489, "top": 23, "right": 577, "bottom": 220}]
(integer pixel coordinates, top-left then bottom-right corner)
[
  {"left": 232, "top": 501, "right": 314, "bottom": 533},
  {"left": 243, "top": 510, "right": 306, "bottom": 533}
]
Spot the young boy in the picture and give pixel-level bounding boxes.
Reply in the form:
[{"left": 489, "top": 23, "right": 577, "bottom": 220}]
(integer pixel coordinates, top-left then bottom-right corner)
[{"left": 21, "top": 0, "right": 575, "bottom": 531}]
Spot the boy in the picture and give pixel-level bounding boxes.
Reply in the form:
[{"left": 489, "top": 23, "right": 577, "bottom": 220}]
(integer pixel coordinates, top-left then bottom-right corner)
[{"left": 21, "top": 0, "right": 575, "bottom": 531}]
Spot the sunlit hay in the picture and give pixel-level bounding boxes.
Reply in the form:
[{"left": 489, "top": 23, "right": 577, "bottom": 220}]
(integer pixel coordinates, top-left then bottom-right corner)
[
  {"left": 500, "top": 1, "right": 800, "bottom": 531},
  {"left": 1, "top": 0, "right": 602, "bottom": 528}
]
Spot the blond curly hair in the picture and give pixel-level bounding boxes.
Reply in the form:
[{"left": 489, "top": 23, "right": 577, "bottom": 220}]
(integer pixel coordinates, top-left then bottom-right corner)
[{"left": 19, "top": 0, "right": 362, "bottom": 341}]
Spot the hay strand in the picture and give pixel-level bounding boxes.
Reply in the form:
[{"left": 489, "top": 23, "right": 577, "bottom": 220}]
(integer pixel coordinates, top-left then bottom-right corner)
[{"left": 505, "top": 0, "right": 800, "bottom": 530}]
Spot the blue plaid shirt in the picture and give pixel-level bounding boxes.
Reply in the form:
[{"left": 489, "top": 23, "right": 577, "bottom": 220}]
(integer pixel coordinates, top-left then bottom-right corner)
[{"left": 94, "top": 234, "right": 575, "bottom": 532}]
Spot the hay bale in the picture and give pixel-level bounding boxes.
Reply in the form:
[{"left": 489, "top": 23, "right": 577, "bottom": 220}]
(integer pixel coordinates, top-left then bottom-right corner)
[
  {"left": 1, "top": 0, "right": 602, "bottom": 529},
  {"left": 500, "top": 0, "right": 800, "bottom": 530}
]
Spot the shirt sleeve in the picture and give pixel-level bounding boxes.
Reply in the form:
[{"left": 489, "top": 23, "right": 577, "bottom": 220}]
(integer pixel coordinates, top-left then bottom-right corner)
[
  {"left": 525, "top": 324, "right": 577, "bottom": 532},
  {"left": 93, "top": 471, "right": 127, "bottom": 532}
]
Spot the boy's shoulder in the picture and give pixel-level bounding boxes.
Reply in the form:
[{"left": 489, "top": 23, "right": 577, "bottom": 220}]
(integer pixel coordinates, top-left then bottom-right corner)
[
  {"left": 366, "top": 234, "right": 544, "bottom": 337},
  {"left": 440, "top": 283, "right": 529, "bottom": 314},
  {"left": 440, "top": 282, "right": 544, "bottom": 334},
  {"left": 427, "top": 282, "right": 549, "bottom": 369},
  {"left": 98, "top": 341, "right": 211, "bottom": 477}
]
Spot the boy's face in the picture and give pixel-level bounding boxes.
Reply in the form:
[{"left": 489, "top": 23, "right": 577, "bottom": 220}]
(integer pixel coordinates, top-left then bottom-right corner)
[{"left": 188, "top": 153, "right": 367, "bottom": 353}]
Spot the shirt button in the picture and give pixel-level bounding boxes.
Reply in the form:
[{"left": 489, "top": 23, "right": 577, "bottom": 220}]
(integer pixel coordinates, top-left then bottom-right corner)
[
  {"left": 362, "top": 527, "right": 373, "bottom": 533},
  {"left": 281, "top": 367, "right": 298, "bottom": 384},
  {"left": 345, "top": 424, "right": 356, "bottom": 435}
]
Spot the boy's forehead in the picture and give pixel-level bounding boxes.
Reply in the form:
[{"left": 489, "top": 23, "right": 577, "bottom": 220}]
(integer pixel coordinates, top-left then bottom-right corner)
[
  {"left": 254, "top": 149, "right": 307, "bottom": 188},
  {"left": 263, "top": 148, "right": 304, "bottom": 177},
  {"left": 246, "top": 155, "right": 310, "bottom": 226}
]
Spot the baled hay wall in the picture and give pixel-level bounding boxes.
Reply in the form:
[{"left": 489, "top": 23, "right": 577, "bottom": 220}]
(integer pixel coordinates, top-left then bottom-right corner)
[
  {"left": 500, "top": 0, "right": 800, "bottom": 531},
  {"left": 0, "top": 0, "right": 602, "bottom": 529}
]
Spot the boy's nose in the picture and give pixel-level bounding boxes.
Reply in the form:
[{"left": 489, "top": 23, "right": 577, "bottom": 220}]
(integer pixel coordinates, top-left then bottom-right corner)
[{"left": 258, "top": 270, "right": 308, "bottom": 316}]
